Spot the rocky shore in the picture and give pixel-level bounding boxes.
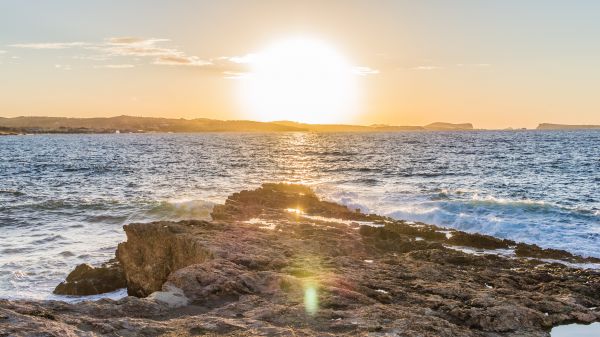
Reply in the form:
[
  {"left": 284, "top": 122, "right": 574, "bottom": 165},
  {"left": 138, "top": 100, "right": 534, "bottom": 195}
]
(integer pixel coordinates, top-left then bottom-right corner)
[{"left": 1, "top": 183, "right": 599, "bottom": 336}]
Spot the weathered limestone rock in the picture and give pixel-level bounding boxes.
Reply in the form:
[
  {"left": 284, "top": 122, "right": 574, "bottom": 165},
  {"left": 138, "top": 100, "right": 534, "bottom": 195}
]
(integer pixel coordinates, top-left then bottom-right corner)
[
  {"left": 53, "top": 259, "right": 126, "bottom": 295},
  {"left": 211, "top": 182, "right": 373, "bottom": 221},
  {"left": 116, "top": 221, "right": 214, "bottom": 297}
]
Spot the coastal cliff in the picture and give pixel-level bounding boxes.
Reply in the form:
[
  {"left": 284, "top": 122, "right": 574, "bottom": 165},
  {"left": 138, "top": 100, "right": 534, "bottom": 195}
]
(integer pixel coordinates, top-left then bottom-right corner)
[{"left": 1, "top": 184, "right": 599, "bottom": 336}]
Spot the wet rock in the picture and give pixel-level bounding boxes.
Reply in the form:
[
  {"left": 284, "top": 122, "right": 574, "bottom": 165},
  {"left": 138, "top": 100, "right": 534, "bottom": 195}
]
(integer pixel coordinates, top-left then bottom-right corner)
[
  {"left": 446, "top": 231, "right": 514, "bottom": 249},
  {"left": 211, "top": 182, "right": 377, "bottom": 222},
  {"left": 360, "top": 225, "right": 444, "bottom": 253},
  {"left": 53, "top": 259, "right": 126, "bottom": 296},
  {"left": 515, "top": 243, "right": 600, "bottom": 263}
]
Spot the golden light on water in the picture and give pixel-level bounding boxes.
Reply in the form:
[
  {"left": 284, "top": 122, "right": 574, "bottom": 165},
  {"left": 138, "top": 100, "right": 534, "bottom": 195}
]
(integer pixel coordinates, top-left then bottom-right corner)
[{"left": 286, "top": 208, "right": 304, "bottom": 215}]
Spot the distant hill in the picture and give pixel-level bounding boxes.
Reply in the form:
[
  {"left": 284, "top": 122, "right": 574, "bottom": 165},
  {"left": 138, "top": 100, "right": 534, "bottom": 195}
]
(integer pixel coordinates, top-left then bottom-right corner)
[
  {"left": 537, "top": 123, "right": 600, "bottom": 130},
  {"left": 0, "top": 116, "right": 476, "bottom": 134},
  {"left": 423, "top": 122, "right": 474, "bottom": 131},
  {"left": 0, "top": 116, "right": 304, "bottom": 133}
]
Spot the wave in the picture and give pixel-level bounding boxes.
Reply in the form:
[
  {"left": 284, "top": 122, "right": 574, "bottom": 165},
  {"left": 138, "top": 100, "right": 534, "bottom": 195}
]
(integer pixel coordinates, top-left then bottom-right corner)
[
  {"left": 0, "top": 190, "right": 25, "bottom": 196},
  {"left": 323, "top": 187, "right": 600, "bottom": 258},
  {"left": 141, "top": 198, "right": 215, "bottom": 222}
]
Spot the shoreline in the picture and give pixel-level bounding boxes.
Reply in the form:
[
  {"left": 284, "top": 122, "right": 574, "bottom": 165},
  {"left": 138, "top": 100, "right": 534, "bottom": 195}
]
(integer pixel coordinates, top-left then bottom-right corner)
[
  {"left": 2, "top": 129, "right": 600, "bottom": 135},
  {"left": 2, "top": 183, "right": 599, "bottom": 336}
]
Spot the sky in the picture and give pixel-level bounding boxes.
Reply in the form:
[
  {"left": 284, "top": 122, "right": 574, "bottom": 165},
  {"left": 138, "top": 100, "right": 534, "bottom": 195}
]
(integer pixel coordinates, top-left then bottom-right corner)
[{"left": 1, "top": 0, "right": 600, "bottom": 128}]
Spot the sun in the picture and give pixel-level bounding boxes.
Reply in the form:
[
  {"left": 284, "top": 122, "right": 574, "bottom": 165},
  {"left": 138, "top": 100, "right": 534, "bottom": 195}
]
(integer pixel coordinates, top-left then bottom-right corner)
[{"left": 237, "top": 37, "right": 360, "bottom": 124}]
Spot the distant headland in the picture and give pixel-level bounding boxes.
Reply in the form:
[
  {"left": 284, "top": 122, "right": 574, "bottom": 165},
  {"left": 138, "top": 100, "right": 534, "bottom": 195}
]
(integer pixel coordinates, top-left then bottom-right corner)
[
  {"left": 536, "top": 123, "right": 600, "bottom": 130},
  {"left": 0, "top": 116, "right": 473, "bottom": 134},
  {"left": 1, "top": 116, "right": 599, "bottom": 135}
]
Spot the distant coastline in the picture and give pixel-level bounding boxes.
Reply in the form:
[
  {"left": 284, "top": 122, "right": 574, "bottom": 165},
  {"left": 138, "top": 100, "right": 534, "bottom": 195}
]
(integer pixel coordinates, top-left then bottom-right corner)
[
  {"left": 536, "top": 123, "right": 600, "bottom": 130},
  {"left": 0, "top": 115, "right": 474, "bottom": 134},
  {"left": 0, "top": 116, "right": 599, "bottom": 134}
]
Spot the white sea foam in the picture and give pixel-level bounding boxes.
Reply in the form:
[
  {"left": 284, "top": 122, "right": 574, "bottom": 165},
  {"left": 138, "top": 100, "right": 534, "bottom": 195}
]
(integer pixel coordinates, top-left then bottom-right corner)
[{"left": 320, "top": 185, "right": 600, "bottom": 259}]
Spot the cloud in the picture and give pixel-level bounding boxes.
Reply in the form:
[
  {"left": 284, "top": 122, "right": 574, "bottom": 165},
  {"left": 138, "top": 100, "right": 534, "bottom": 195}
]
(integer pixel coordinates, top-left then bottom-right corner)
[
  {"left": 94, "top": 64, "right": 135, "bottom": 69},
  {"left": 8, "top": 37, "right": 184, "bottom": 59},
  {"left": 224, "top": 54, "right": 257, "bottom": 64},
  {"left": 73, "top": 54, "right": 111, "bottom": 61},
  {"left": 54, "top": 64, "right": 72, "bottom": 70},
  {"left": 7, "top": 37, "right": 378, "bottom": 78},
  {"left": 154, "top": 55, "right": 211, "bottom": 66},
  {"left": 413, "top": 65, "right": 443, "bottom": 70},
  {"left": 353, "top": 66, "right": 379, "bottom": 76},
  {"left": 0, "top": 50, "right": 6, "bottom": 54},
  {"left": 106, "top": 37, "right": 168, "bottom": 45},
  {"left": 9, "top": 36, "right": 214, "bottom": 68},
  {"left": 9, "top": 42, "right": 90, "bottom": 49},
  {"left": 101, "top": 37, "right": 214, "bottom": 68},
  {"left": 101, "top": 38, "right": 178, "bottom": 57}
]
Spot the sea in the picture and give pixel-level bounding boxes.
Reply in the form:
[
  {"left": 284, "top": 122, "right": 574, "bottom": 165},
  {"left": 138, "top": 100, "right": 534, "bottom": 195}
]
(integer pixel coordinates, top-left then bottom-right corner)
[{"left": 1, "top": 131, "right": 599, "bottom": 300}]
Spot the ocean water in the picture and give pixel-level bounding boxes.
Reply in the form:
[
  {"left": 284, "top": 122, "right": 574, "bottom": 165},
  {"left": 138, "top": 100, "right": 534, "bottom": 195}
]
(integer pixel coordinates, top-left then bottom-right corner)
[{"left": 0, "top": 131, "right": 599, "bottom": 299}]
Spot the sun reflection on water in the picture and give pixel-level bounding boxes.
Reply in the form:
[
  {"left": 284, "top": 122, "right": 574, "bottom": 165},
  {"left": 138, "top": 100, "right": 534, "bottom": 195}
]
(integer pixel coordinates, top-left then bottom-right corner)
[{"left": 286, "top": 208, "right": 304, "bottom": 215}]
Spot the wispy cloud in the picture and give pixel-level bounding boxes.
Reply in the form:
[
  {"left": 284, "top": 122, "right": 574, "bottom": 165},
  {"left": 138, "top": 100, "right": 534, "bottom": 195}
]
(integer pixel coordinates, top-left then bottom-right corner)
[
  {"left": 224, "top": 54, "right": 257, "bottom": 64},
  {"left": 94, "top": 64, "right": 135, "bottom": 69},
  {"left": 0, "top": 50, "right": 6, "bottom": 54},
  {"left": 54, "top": 64, "right": 72, "bottom": 70},
  {"left": 93, "top": 37, "right": 214, "bottom": 68},
  {"left": 413, "top": 65, "right": 443, "bottom": 71},
  {"left": 154, "top": 55, "right": 211, "bottom": 66},
  {"left": 106, "top": 37, "right": 168, "bottom": 45},
  {"left": 7, "top": 37, "right": 379, "bottom": 78},
  {"left": 10, "top": 42, "right": 91, "bottom": 49},
  {"left": 8, "top": 37, "right": 214, "bottom": 69},
  {"left": 101, "top": 37, "right": 182, "bottom": 58}
]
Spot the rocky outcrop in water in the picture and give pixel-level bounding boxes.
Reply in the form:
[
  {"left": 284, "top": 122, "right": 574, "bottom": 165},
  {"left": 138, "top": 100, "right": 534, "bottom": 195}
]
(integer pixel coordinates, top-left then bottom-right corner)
[
  {"left": 2, "top": 183, "right": 599, "bottom": 336},
  {"left": 52, "top": 259, "right": 126, "bottom": 296}
]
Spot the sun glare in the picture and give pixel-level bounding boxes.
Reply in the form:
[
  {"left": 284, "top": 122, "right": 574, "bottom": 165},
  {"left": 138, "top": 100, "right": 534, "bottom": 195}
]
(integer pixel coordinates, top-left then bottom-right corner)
[{"left": 238, "top": 37, "right": 360, "bottom": 124}]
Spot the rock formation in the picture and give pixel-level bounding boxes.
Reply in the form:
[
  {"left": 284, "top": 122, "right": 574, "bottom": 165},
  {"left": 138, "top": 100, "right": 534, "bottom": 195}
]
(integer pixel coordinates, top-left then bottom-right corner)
[
  {"left": 53, "top": 259, "right": 126, "bottom": 296},
  {"left": 1, "top": 183, "right": 599, "bottom": 336}
]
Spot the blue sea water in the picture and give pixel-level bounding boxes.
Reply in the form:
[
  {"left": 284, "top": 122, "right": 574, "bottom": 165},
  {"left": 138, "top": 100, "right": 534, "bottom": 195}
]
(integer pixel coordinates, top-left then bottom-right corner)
[{"left": 0, "top": 131, "right": 599, "bottom": 299}]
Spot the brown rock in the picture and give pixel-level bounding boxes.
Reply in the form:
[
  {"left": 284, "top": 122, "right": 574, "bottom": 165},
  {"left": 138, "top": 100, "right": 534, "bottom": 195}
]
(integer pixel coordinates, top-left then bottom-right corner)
[
  {"left": 116, "top": 221, "right": 214, "bottom": 297},
  {"left": 53, "top": 259, "right": 126, "bottom": 295},
  {"left": 447, "top": 231, "right": 514, "bottom": 249}
]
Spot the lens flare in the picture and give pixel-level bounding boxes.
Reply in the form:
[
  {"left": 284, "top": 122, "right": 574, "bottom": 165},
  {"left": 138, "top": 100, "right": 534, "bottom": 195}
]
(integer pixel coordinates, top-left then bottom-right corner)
[{"left": 303, "top": 283, "right": 319, "bottom": 316}]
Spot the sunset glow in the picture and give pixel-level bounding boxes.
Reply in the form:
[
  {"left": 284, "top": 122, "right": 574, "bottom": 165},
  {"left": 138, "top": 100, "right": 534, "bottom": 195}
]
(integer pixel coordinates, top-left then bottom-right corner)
[{"left": 2, "top": 1, "right": 600, "bottom": 128}]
